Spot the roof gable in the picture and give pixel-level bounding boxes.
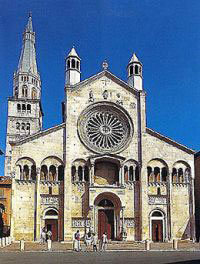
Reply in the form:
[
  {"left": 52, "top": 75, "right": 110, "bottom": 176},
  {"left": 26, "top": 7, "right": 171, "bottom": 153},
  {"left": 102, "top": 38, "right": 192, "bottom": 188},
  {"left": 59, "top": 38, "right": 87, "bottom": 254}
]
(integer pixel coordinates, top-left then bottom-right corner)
[
  {"left": 66, "top": 70, "right": 140, "bottom": 96},
  {"left": 146, "top": 128, "right": 195, "bottom": 154}
]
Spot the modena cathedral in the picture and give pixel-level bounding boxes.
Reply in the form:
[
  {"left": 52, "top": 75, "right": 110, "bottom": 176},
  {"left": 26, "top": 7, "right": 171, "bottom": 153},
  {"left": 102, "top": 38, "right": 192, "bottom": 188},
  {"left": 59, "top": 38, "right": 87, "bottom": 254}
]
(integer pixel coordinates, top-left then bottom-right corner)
[{"left": 4, "top": 15, "right": 195, "bottom": 242}]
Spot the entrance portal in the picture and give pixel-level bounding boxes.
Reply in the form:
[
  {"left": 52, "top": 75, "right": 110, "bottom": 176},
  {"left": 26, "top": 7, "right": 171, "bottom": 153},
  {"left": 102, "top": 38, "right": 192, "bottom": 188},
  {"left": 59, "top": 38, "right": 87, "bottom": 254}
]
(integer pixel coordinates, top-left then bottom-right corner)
[
  {"left": 44, "top": 209, "right": 58, "bottom": 241},
  {"left": 152, "top": 220, "right": 163, "bottom": 242},
  {"left": 98, "top": 209, "right": 114, "bottom": 240},
  {"left": 150, "top": 210, "right": 165, "bottom": 242}
]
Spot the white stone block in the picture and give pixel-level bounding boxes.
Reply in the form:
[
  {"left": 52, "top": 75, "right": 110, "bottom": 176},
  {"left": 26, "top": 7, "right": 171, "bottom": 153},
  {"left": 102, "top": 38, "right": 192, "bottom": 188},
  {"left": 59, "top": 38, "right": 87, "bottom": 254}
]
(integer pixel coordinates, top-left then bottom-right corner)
[
  {"left": 20, "top": 240, "right": 25, "bottom": 251},
  {"left": 47, "top": 239, "right": 52, "bottom": 251}
]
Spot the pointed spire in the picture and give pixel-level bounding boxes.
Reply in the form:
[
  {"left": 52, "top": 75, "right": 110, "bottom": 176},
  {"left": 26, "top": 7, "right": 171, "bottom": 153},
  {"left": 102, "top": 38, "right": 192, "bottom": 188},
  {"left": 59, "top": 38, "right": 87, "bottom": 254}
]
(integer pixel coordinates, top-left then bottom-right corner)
[
  {"left": 67, "top": 46, "right": 80, "bottom": 59},
  {"left": 17, "top": 14, "right": 38, "bottom": 75},
  {"left": 25, "top": 12, "right": 33, "bottom": 32},
  {"left": 129, "top": 53, "right": 140, "bottom": 64}
]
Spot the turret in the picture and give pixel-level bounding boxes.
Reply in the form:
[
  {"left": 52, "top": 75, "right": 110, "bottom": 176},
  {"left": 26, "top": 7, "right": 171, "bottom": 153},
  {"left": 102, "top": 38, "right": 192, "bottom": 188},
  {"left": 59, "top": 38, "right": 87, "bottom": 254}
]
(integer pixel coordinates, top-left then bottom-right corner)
[
  {"left": 127, "top": 53, "right": 143, "bottom": 91},
  {"left": 65, "top": 47, "right": 81, "bottom": 86}
]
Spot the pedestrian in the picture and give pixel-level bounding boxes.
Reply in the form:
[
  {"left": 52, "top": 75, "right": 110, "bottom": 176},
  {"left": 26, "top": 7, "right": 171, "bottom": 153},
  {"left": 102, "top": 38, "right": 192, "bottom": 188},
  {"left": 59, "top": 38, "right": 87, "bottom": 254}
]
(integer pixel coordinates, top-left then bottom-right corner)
[
  {"left": 74, "top": 230, "right": 81, "bottom": 252},
  {"left": 92, "top": 233, "right": 98, "bottom": 252},
  {"left": 101, "top": 232, "right": 108, "bottom": 251},
  {"left": 47, "top": 229, "right": 52, "bottom": 240},
  {"left": 40, "top": 227, "right": 46, "bottom": 244},
  {"left": 85, "top": 230, "right": 92, "bottom": 251}
]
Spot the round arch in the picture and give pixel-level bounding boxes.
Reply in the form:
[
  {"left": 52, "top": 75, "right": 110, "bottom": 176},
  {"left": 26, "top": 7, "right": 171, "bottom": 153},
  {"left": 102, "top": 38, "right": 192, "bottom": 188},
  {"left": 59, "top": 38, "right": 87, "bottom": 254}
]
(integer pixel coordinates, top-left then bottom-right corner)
[
  {"left": 149, "top": 208, "right": 166, "bottom": 242},
  {"left": 94, "top": 192, "right": 122, "bottom": 211}
]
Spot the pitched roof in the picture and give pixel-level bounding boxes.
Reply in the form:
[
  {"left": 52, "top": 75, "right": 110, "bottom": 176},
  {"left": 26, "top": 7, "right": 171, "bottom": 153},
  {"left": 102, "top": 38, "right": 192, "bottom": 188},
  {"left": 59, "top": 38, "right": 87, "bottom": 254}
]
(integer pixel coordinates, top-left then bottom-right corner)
[
  {"left": 10, "top": 123, "right": 65, "bottom": 146},
  {"left": 66, "top": 70, "right": 141, "bottom": 96},
  {"left": 146, "top": 128, "right": 195, "bottom": 154}
]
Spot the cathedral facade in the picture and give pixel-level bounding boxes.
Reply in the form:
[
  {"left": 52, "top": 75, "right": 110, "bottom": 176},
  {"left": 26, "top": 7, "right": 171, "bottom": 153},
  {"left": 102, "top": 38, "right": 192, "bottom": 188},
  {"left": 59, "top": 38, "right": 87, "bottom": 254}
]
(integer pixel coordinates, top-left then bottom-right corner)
[{"left": 5, "top": 16, "right": 195, "bottom": 242}]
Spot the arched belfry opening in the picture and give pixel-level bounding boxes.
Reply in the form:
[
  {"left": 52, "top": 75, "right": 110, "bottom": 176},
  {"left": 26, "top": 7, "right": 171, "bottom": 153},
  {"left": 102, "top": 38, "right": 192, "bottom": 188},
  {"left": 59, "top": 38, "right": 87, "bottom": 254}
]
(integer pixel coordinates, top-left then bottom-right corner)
[{"left": 94, "top": 192, "right": 122, "bottom": 240}]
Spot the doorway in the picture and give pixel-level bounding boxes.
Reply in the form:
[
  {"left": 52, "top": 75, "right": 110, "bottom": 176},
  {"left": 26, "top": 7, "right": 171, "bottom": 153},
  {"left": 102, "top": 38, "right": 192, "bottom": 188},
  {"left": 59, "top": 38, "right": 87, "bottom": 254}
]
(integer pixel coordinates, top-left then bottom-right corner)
[
  {"left": 98, "top": 209, "right": 114, "bottom": 240},
  {"left": 45, "top": 219, "right": 58, "bottom": 241},
  {"left": 152, "top": 220, "right": 163, "bottom": 242}
]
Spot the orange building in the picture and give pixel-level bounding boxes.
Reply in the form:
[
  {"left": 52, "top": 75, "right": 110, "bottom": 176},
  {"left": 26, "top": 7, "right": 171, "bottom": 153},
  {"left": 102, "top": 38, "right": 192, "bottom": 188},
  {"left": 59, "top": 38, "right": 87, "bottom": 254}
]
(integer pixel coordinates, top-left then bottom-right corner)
[{"left": 0, "top": 177, "right": 12, "bottom": 236}]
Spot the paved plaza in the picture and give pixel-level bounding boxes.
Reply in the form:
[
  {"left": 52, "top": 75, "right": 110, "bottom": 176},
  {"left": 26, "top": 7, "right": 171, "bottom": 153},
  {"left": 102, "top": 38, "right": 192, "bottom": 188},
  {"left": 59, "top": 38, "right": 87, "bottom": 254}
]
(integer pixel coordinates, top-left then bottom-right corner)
[{"left": 1, "top": 251, "right": 200, "bottom": 264}]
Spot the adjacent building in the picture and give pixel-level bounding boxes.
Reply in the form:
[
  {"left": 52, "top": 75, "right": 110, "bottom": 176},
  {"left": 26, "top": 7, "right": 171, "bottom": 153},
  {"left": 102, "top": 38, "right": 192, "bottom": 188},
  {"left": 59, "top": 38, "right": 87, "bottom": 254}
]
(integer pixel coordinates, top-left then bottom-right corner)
[{"left": 5, "top": 15, "right": 196, "bottom": 242}]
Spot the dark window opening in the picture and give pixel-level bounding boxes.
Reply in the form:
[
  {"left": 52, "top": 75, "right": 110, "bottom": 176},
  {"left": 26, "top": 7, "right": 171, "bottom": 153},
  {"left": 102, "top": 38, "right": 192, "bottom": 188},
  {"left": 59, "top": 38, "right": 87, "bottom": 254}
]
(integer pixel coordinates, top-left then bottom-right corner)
[{"left": 72, "top": 59, "right": 76, "bottom": 68}]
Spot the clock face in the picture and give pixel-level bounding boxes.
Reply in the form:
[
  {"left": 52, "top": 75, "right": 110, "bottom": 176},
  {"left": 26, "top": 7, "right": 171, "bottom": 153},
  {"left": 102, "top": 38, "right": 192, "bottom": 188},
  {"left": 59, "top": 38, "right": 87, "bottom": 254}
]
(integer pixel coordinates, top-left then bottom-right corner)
[{"left": 78, "top": 102, "right": 133, "bottom": 154}]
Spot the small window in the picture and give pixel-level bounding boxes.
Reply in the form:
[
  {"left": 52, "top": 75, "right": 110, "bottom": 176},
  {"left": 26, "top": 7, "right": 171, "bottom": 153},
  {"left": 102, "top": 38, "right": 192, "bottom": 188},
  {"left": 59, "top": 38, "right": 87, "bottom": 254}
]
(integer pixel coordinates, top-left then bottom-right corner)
[
  {"left": 22, "top": 104, "right": 26, "bottom": 111},
  {"left": 21, "top": 76, "right": 23, "bottom": 81},
  {"left": 72, "top": 59, "right": 76, "bottom": 68},
  {"left": 67, "top": 60, "right": 70, "bottom": 69},
  {"left": 16, "top": 122, "right": 20, "bottom": 130},
  {"left": 17, "top": 104, "right": 21, "bottom": 112},
  {"left": 130, "top": 65, "right": 133, "bottom": 75},
  {"left": 26, "top": 123, "right": 30, "bottom": 131},
  {"left": 49, "top": 187, "right": 52, "bottom": 195},
  {"left": 76, "top": 61, "right": 79, "bottom": 70},
  {"left": 157, "top": 187, "right": 161, "bottom": 195},
  {"left": 27, "top": 104, "right": 31, "bottom": 112},
  {"left": 15, "top": 87, "right": 18, "bottom": 98},
  {"left": 21, "top": 123, "right": 25, "bottom": 130},
  {"left": 135, "top": 65, "right": 139, "bottom": 74},
  {"left": 27, "top": 76, "right": 29, "bottom": 81},
  {"left": 24, "top": 76, "right": 26, "bottom": 82},
  {"left": 32, "top": 78, "right": 33, "bottom": 84}
]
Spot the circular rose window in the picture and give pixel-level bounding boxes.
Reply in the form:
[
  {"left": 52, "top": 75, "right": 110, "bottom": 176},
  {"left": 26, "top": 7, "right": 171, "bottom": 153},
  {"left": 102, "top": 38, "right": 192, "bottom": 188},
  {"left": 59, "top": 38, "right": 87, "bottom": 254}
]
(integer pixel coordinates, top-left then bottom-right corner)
[{"left": 78, "top": 102, "right": 133, "bottom": 154}]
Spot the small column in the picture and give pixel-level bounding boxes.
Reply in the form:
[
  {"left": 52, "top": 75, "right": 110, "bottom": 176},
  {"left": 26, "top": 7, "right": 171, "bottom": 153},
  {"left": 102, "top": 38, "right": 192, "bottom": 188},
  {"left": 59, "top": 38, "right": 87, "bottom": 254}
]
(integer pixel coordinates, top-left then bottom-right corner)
[
  {"left": 56, "top": 166, "right": 58, "bottom": 181},
  {"left": 90, "top": 163, "right": 95, "bottom": 185},
  {"left": 29, "top": 167, "right": 31, "bottom": 180},
  {"left": 75, "top": 166, "right": 78, "bottom": 182},
  {"left": 121, "top": 167, "right": 125, "bottom": 186},
  {"left": 82, "top": 166, "right": 85, "bottom": 182},
  {"left": 133, "top": 167, "right": 136, "bottom": 182},
  {"left": 119, "top": 166, "right": 122, "bottom": 185},
  {"left": 47, "top": 167, "right": 49, "bottom": 181},
  {"left": 0, "top": 238, "right": 2, "bottom": 247}
]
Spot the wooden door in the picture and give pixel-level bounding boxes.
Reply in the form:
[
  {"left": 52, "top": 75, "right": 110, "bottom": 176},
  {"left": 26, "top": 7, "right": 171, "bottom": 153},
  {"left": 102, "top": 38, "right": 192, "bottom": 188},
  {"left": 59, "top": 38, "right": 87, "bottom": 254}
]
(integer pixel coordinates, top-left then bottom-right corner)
[
  {"left": 152, "top": 220, "right": 163, "bottom": 242},
  {"left": 45, "top": 219, "right": 58, "bottom": 241},
  {"left": 98, "top": 209, "right": 114, "bottom": 240}
]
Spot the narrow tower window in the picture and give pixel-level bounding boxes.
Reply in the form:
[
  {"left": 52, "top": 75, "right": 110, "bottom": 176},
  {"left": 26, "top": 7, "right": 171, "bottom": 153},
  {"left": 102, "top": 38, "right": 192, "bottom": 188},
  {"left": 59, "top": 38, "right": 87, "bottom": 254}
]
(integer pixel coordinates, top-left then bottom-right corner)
[
  {"left": 76, "top": 61, "right": 79, "bottom": 70},
  {"left": 15, "top": 87, "right": 18, "bottom": 98},
  {"left": 72, "top": 59, "right": 76, "bottom": 68},
  {"left": 16, "top": 122, "right": 20, "bottom": 130},
  {"left": 32, "top": 88, "right": 37, "bottom": 99},
  {"left": 135, "top": 65, "right": 139, "bottom": 74},
  {"left": 27, "top": 104, "right": 31, "bottom": 113},
  {"left": 130, "top": 65, "right": 133, "bottom": 75},
  {"left": 21, "top": 123, "right": 25, "bottom": 130},
  {"left": 67, "top": 60, "right": 70, "bottom": 69},
  {"left": 17, "top": 104, "right": 21, "bottom": 112},
  {"left": 22, "top": 104, "right": 26, "bottom": 111}
]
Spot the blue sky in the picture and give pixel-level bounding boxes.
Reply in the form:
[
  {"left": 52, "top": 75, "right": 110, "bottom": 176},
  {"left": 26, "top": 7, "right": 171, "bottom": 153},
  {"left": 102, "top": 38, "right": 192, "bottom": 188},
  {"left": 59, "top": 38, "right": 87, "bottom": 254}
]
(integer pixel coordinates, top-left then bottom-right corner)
[{"left": 0, "top": 0, "right": 200, "bottom": 175}]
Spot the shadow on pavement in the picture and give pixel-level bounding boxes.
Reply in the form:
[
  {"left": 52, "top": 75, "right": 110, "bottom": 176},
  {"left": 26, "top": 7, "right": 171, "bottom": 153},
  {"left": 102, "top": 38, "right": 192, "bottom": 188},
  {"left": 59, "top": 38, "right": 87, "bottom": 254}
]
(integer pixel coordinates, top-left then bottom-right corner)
[{"left": 165, "top": 260, "right": 200, "bottom": 264}]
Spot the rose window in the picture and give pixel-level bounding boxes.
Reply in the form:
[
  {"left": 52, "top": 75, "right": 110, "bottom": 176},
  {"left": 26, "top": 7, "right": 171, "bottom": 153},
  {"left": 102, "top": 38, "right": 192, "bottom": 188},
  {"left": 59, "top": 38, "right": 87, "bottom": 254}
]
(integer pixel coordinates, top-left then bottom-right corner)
[{"left": 78, "top": 103, "right": 133, "bottom": 154}]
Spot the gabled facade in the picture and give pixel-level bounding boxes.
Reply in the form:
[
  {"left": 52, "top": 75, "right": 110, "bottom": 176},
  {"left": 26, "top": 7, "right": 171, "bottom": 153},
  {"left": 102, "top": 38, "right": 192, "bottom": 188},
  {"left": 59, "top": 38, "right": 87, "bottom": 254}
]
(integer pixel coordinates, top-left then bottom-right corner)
[{"left": 6, "top": 16, "right": 195, "bottom": 242}]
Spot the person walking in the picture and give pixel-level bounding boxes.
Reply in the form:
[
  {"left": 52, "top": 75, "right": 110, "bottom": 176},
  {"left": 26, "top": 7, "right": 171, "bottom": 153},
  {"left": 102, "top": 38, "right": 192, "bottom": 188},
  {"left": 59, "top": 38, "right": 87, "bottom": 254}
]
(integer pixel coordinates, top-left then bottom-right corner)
[
  {"left": 101, "top": 232, "right": 108, "bottom": 251},
  {"left": 92, "top": 233, "right": 98, "bottom": 252},
  {"left": 74, "top": 230, "right": 81, "bottom": 252}
]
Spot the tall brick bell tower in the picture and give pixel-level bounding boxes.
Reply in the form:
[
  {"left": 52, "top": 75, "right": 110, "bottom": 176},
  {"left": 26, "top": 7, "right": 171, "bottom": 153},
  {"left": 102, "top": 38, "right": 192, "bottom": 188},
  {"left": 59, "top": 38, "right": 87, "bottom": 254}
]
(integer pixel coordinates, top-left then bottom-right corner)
[{"left": 5, "top": 14, "right": 43, "bottom": 177}]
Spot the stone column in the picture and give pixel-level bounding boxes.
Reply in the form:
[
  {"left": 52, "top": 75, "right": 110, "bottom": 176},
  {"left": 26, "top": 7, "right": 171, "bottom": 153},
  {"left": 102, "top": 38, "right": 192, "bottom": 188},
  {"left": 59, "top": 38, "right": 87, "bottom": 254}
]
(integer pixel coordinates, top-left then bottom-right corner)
[
  {"left": 133, "top": 167, "right": 136, "bottom": 182},
  {"left": 90, "top": 163, "right": 95, "bottom": 185},
  {"left": 75, "top": 165, "right": 78, "bottom": 182},
  {"left": 119, "top": 166, "right": 122, "bottom": 185},
  {"left": 35, "top": 167, "right": 41, "bottom": 241},
  {"left": 56, "top": 166, "right": 58, "bottom": 181},
  {"left": 28, "top": 166, "right": 31, "bottom": 180},
  {"left": 82, "top": 166, "right": 85, "bottom": 182},
  {"left": 121, "top": 167, "right": 125, "bottom": 186}
]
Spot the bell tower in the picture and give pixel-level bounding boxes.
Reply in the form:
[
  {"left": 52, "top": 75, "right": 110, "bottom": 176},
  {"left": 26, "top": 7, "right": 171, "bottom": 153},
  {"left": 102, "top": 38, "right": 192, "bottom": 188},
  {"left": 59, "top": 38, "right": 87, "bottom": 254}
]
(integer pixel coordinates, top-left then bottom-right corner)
[
  {"left": 4, "top": 14, "right": 43, "bottom": 177},
  {"left": 65, "top": 47, "right": 81, "bottom": 86},
  {"left": 127, "top": 53, "right": 143, "bottom": 91}
]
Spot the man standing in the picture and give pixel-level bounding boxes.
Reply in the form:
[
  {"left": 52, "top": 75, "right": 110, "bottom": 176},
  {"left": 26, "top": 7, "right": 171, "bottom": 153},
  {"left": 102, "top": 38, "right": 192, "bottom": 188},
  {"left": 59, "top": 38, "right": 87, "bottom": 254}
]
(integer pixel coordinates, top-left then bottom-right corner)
[{"left": 74, "top": 230, "right": 81, "bottom": 252}]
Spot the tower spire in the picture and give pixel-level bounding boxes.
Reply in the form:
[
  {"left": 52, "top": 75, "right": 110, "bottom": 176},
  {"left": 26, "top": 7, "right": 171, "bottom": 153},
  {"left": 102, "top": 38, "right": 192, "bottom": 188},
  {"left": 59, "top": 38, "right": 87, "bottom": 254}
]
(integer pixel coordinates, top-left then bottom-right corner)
[{"left": 17, "top": 13, "right": 38, "bottom": 75}]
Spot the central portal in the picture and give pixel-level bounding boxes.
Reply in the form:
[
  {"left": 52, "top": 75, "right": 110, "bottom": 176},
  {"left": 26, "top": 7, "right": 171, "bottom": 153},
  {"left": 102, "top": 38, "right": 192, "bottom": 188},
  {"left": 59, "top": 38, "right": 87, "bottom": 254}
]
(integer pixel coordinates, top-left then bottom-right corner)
[{"left": 98, "top": 209, "right": 114, "bottom": 240}]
